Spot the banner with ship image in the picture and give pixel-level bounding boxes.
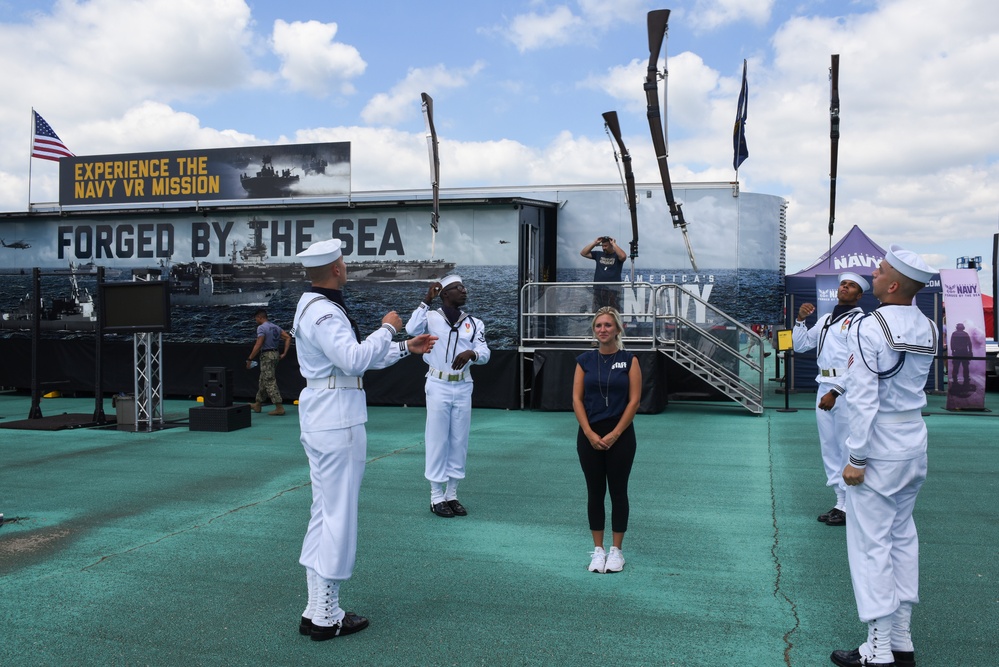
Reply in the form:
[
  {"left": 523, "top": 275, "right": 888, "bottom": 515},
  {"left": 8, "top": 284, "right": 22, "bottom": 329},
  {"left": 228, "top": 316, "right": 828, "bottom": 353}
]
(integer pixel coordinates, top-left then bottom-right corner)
[
  {"left": 0, "top": 205, "right": 521, "bottom": 347},
  {"left": 58, "top": 142, "right": 350, "bottom": 206},
  {"left": 3, "top": 183, "right": 786, "bottom": 350}
]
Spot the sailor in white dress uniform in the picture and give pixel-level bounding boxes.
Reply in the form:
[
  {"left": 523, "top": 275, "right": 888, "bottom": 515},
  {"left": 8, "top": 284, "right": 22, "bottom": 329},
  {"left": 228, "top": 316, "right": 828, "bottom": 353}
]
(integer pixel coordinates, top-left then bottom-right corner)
[
  {"left": 831, "top": 245, "right": 937, "bottom": 667},
  {"left": 406, "top": 275, "right": 490, "bottom": 517},
  {"left": 792, "top": 271, "right": 869, "bottom": 525},
  {"left": 293, "top": 238, "right": 436, "bottom": 641}
]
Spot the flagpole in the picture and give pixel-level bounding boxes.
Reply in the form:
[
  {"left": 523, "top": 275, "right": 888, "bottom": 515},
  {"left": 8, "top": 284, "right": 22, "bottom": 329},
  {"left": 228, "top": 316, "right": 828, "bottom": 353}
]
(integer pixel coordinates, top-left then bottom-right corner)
[{"left": 28, "top": 107, "right": 34, "bottom": 211}]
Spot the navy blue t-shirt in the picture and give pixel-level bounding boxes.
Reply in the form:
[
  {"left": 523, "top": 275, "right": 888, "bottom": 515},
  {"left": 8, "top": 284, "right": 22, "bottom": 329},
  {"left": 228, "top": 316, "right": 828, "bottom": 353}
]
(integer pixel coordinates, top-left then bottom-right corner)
[
  {"left": 256, "top": 320, "right": 283, "bottom": 351},
  {"left": 576, "top": 349, "right": 634, "bottom": 424},
  {"left": 591, "top": 250, "right": 624, "bottom": 283}
]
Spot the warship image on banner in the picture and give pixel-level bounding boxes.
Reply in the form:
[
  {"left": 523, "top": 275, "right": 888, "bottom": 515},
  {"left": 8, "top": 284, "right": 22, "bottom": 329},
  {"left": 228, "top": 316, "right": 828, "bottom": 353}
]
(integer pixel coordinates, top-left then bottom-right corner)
[
  {"left": 0, "top": 268, "right": 96, "bottom": 331},
  {"left": 167, "top": 261, "right": 275, "bottom": 307},
  {"left": 211, "top": 219, "right": 455, "bottom": 284},
  {"left": 301, "top": 151, "right": 328, "bottom": 175},
  {"left": 239, "top": 155, "right": 300, "bottom": 198}
]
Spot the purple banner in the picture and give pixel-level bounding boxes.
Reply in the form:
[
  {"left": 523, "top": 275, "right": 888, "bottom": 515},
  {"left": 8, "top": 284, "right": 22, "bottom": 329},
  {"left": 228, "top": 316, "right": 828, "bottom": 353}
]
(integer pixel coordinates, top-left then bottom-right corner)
[
  {"left": 940, "top": 269, "right": 987, "bottom": 410},
  {"left": 815, "top": 274, "right": 841, "bottom": 319}
]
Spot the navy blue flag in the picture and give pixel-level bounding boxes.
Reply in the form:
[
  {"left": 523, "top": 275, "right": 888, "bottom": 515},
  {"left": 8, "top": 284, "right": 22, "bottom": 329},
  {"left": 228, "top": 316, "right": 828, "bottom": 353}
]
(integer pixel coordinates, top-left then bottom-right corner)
[
  {"left": 732, "top": 60, "right": 749, "bottom": 171},
  {"left": 32, "top": 110, "right": 74, "bottom": 161}
]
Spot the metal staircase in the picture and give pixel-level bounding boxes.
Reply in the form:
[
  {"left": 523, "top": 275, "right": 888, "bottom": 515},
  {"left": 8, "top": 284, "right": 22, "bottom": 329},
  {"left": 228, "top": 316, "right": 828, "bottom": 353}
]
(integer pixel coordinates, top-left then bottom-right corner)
[
  {"left": 520, "top": 282, "right": 764, "bottom": 415},
  {"left": 653, "top": 285, "right": 764, "bottom": 414},
  {"left": 519, "top": 282, "right": 766, "bottom": 414}
]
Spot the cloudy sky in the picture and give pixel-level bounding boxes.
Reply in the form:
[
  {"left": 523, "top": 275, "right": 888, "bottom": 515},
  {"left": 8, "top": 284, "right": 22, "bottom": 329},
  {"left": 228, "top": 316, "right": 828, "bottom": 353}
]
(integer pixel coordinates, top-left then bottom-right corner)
[{"left": 1, "top": 0, "right": 997, "bottom": 293}]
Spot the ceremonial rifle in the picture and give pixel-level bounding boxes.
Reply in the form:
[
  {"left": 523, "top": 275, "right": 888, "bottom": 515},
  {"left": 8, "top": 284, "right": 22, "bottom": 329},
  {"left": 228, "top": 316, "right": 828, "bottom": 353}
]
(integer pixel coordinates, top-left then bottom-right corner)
[
  {"left": 828, "top": 55, "right": 840, "bottom": 254},
  {"left": 421, "top": 92, "right": 440, "bottom": 236},
  {"left": 602, "top": 110, "right": 639, "bottom": 283},
  {"left": 645, "top": 9, "right": 698, "bottom": 271}
]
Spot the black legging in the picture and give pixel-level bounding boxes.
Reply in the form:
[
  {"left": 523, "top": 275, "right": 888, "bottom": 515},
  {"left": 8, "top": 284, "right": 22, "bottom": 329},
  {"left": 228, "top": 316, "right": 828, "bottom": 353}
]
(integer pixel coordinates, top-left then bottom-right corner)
[{"left": 576, "top": 417, "right": 637, "bottom": 533}]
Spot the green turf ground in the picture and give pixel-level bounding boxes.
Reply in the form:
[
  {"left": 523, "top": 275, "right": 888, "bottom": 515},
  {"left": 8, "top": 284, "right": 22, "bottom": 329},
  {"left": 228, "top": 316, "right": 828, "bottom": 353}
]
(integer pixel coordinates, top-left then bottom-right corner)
[{"left": 1, "top": 376, "right": 996, "bottom": 666}]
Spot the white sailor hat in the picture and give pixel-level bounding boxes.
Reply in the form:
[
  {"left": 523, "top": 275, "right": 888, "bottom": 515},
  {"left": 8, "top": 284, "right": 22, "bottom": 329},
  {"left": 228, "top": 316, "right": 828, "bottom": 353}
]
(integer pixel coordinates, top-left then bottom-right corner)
[
  {"left": 838, "top": 271, "right": 870, "bottom": 293},
  {"left": 886, "top": 244, "right": 935, "bottom": 284},
  {"left": 296, "top": 239, "right": 343, "bottom": 267},
  {"left": 439, "top": 274, "right": 463, "bottom": 289}
]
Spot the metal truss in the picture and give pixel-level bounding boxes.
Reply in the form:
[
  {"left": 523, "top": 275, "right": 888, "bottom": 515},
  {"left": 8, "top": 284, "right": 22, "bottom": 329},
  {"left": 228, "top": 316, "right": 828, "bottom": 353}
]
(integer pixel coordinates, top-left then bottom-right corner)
[{"left": 133, "top": 332, "right": 164, "bottom": 430}]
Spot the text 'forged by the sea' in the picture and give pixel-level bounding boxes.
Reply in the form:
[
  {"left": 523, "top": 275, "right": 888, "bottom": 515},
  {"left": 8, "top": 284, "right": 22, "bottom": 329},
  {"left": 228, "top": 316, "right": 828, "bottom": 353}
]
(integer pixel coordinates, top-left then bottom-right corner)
[{"left": 56, "top": 218, "right": 406, "bottom": 260}]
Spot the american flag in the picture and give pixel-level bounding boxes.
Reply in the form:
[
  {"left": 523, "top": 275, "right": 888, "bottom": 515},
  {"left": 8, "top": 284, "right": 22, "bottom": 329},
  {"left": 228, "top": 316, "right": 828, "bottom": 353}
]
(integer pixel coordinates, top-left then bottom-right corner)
[{"left": 32, "top": 110, "right": 74, "bottom": 161}]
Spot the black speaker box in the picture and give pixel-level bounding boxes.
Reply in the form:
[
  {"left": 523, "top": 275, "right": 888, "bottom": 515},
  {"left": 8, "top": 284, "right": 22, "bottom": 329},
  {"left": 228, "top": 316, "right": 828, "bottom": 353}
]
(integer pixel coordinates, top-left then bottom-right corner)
[
  {"left": 203, "top": 366, "right": 233, "bottom": 407},
  {"left": 189, "top": 404, "right": 251, "bottom": 432}
]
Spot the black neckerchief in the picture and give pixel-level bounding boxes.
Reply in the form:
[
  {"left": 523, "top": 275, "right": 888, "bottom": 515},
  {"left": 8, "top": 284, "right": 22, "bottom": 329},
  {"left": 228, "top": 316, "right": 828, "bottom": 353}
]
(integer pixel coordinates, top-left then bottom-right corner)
[
  {"left": 441, "top": 304, "right": 462, "bottom": 327},
  {"left": 817, "top": 302, "right": 861, "bottom": 356},
  {"left": 830, "top": 303, "right": 856, "bottom": 320},
  {"left": 309, "top": 285, "right": 361, "bottom": 343}
]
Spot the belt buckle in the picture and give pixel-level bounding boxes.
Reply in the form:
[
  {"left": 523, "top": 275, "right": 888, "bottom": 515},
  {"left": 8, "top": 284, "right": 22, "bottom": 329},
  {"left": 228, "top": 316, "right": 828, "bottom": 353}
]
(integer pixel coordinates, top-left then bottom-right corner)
[{"left": 448, "top": 373, "right": 460, "bottom": 382}]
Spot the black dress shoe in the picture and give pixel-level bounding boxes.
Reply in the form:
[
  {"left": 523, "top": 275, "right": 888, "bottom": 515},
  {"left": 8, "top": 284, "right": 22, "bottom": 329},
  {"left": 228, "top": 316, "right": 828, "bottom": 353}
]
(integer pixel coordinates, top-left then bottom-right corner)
[
  {"left": 447, "top": 499, "right": 468, "bottom": 516},
  {"left": 830, "top": 648, "right": 895, "bottom": 666},
  {"left": 825, "top": 508, "right": 846, "bottom": 526},
  {"left": 818, "top": 507, "right": 835, "bottom": 522},
  {"left": 310, "top": 612, "right": 369, "bottom": 641},
  {"left": 892, "top": 650, "right": 915, "bottom": 667},
  {"left": 431, "top": 501, "right": 454, "bottom": 517},
  {"left": 299, "top": 616, "right": 313, "bottom": 635}
]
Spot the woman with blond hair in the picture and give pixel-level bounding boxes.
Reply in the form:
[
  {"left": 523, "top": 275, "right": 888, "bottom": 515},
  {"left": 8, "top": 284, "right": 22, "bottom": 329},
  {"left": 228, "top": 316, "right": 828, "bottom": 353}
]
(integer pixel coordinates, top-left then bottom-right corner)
[{"left": 572, "top": 306, "right": 642, "bottom": 573}]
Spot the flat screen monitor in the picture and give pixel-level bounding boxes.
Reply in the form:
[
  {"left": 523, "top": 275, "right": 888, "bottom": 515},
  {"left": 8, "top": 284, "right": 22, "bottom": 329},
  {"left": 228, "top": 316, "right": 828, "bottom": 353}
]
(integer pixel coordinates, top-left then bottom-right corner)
[{"left": 99, "top": 281, "right": 172, "bottom": 333}]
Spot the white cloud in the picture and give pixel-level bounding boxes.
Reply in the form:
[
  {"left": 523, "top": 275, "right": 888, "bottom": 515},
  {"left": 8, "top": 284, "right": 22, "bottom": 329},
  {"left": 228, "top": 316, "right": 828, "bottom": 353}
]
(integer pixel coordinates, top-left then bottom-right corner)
[
  {"left": 580, "top": 59, "right": 648, "bottom": 113},
  {"left": 0, "top": 0, "right": 262, "bottom": 183},
  {"left": 361, "top": 63, "right": 485, "bottom": 127},
  {"left": 500, "top": 0, "right": 650, "bottom": 53},
  {"left": 688, "top": 0, "right": 775, "bottom": 31},
  {"left": 294, "top": 124, "right": 614, "bottom": 193},
  {"left": 1, "top": 0, "right": 257, "bottom": 108},
  {"left": 271, "top": 19, "right": 366, "bottom": 96},
  {"left": 79, "top": 101, "right": 260, "bottom": 154},
  {"left": 582, "top": 51, "right": 722, "bottom": 125},
  {"left": 505, "top": 6, "right": 583, "bottom": 52},
  {"left": 577, "top": 0, "right": 999, "bottom": 279},
  {"left": 753, "top": 1, "right": 999, "bottom": 273},
  {"left": 575, "top": 0, "right": 649, "bottom": 27},
  {"left": 451, "top": 130, "right": 612, "bottom": 185}
]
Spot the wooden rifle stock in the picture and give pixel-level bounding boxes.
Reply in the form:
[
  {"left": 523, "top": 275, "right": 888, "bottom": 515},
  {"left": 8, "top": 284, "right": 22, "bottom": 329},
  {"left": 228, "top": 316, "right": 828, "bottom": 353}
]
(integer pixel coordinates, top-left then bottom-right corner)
[
  {"left": 828, "top": 55, "right": 840, "bottom": 239},
  {"left": 644, "top": 9, "right": 698, "bottom": 270},
  {"left": 602, "top": 110, "right": 639, "bottom": 263},
  {"left": 421, "top": 92, "right": 440, "bottom": 233}
]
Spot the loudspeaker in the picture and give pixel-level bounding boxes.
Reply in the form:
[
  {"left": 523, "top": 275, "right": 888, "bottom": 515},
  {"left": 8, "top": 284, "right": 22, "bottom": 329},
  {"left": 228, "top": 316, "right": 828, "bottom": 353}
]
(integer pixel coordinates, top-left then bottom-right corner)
[
  {"left": 189, "top": 404, "right": 251, "bottom": 432},
  {"left": 203, "top": 366, "right": 233, "bottom": 407}
]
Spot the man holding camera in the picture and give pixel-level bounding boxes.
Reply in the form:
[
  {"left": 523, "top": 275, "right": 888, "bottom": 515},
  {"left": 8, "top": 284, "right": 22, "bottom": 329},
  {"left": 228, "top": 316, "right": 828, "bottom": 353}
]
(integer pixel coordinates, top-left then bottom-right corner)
[{"left": 580, "top": 236, "right": 626, "bottom": 311}]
